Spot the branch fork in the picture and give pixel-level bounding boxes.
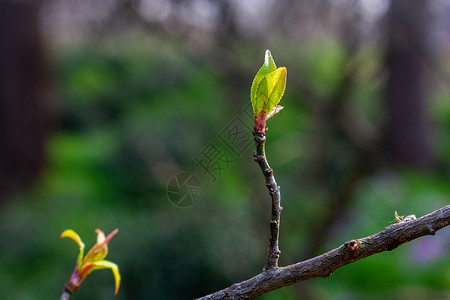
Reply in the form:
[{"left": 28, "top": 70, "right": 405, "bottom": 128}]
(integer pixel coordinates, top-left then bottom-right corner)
[
  {"left": 196, "top": 50, "right": 450, "bottom": 299},
  {"left": 198, "top": 205, "right": 450, "bottom": 300}
]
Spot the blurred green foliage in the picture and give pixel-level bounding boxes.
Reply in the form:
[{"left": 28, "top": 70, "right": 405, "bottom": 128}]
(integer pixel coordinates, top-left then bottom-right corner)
[{"left": 0, "top": 36, "right": 449, "bottom": 300}]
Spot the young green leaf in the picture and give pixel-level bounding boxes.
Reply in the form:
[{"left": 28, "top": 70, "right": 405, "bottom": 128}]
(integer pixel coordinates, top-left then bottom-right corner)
[
  {"left": 251, "top": 50, "right": 277, "bottom": 114},
  {"left": 61, "top": 229, "right": 85, "bottom": 268},
  {"left": 251, "top": 50, "right": 287, "bottom": 133},
  {"left": 89, "top": 260, "right": 121, "bottom": 295},
  {"left": 254, "top": 67, "right": 287, "bottom": 118}
]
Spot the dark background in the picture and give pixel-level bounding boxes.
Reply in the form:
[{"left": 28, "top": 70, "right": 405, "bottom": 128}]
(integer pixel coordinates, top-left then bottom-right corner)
[{"left": 0, "top": 0, "right": 449, "bottom": 299}]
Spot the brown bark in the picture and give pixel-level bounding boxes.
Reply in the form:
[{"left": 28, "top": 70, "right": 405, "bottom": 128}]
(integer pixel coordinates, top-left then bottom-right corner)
[
  {"left": 253, "top": 129, "right": 282, "bottom": 271},
  {"left": 198, "top": 205, "right": 450, "bottom": 300}
]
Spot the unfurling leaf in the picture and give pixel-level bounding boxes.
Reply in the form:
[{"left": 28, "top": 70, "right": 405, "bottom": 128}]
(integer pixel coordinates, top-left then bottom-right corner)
[
  {"left": 255, "top": 67, "right": 287, "bottom": 117},
  {"left": 61, "top": 229, "right": 85, "bottom": 267},
  {"left": 61, "top": 228, "right": 120, "bottom": 295},
  {"left": 251, "top": 50, "right": 277, "bottom": 111},
  {"left": 250, "top": 50, "right": 287, "bottom": 132},
  {"left": 61, "top": 229, "right": 85, "bottom": 248},
  {"left": 89, "top": 260, "right": 121, "bottom": 295}
]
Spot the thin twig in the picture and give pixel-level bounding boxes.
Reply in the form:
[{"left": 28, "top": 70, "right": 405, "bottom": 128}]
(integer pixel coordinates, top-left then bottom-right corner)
[
  {"left": 253, "top": 129, "right": 282, "bottom": 271},
  {"left": 197, "top": 205, "right": 450, "bottom": 300},
  {"left": 59, "top": 290, "right": 71, "bottom": 300},
  {"left": 59, "top": 283, "right": 75, "bottom": 300}
]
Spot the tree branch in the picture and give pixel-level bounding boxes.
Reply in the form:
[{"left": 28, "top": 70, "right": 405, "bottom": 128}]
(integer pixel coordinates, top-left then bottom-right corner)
[
  {"left": 252, "top": 129, "right": 282, "bottom": 270},
  {"left": 59, "top": 290, "right": 71, "bottom": 300},
  {"left": 59, "top": 282, "right": 75, "bottom": 300},
  {"left": 198, "top": 205, "right": 450, "bottom": 300}
]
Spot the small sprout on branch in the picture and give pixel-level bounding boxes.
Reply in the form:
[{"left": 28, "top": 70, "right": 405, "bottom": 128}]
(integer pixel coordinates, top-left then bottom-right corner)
[
  {"left": 60, "top": 229, "right": 121, "bottom": 296},
  {"left": 394, "top": 211, "right": 417, "bottom": 223},
  {"left": 250, "top": 50, "right": 286, "bottom": 270},
  {"left": 251, "top": 50, "right": 287, "bottom": 133}
]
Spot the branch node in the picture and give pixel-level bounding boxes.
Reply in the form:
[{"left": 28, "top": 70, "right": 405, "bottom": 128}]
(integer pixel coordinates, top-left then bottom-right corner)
[
  {"left": 426, "top": 223, "right": 435, "bottom": 235},
  {"left": 346, "top": 239, "right": 360, "bottom": 254},
  {"left": 266, "top": 185, "right": 279, "bottom": 195},
  {"left": 265, "top": 263, "right": 278, "bottom": 272},
  {"left": 197, "top": 205, "right": 450, "bottom": 300},
  {"left": 264, "top": 168, "right": 273, "bottom": 175},
  {"left": 253, "top": 151, "right": 264, "bottom": 162},
  {"left": 63, "top": 283, "right": 75, "bottom": 295},
  {"left": 252, "top": 130, "right": 266, "bottom": 143}
]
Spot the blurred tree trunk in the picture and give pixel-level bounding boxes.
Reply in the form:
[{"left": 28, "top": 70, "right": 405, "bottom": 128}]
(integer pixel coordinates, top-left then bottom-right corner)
[
  {"left": 384, "top": 0, "right": 434, "bottom": 167},
  {"left": 0, "top": 0, "right": 50, "bottom": 202}
]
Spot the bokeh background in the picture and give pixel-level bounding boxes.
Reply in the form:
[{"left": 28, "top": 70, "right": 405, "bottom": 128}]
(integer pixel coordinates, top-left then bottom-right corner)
[{"left": 1, "top": 0, "right": 449, "bottom": 299}]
